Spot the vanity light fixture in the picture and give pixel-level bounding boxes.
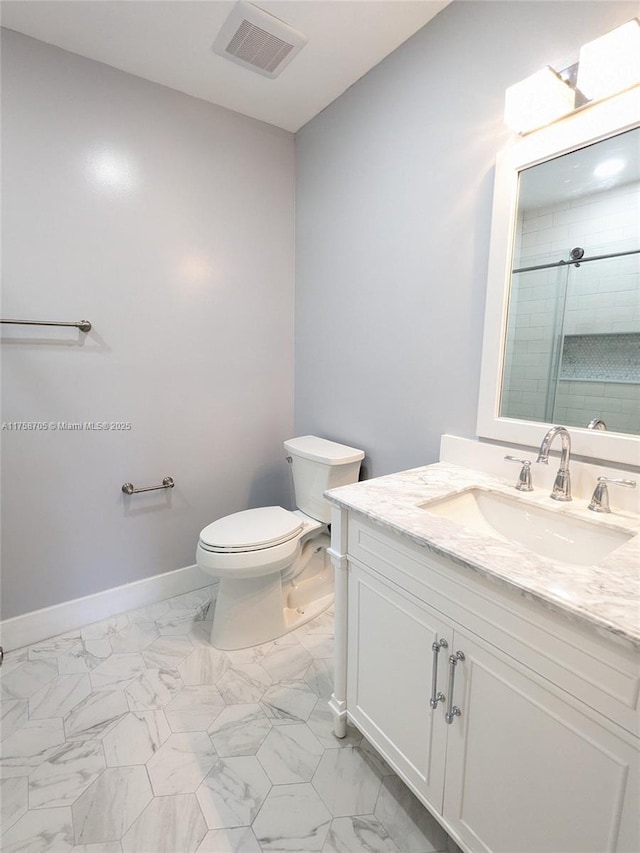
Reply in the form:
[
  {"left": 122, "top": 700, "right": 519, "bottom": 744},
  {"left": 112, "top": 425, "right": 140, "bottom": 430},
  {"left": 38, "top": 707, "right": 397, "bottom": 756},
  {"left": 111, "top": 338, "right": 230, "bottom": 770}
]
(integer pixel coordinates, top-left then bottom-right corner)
[
  {"left": 504, "top": 66, "right": 575, "bottom": 134},
  {"left": 504, "top": 17, "right": 640, "bottom": 135},
  {"left": 577, "top": 19, "right": 640, "bottom": 102}
]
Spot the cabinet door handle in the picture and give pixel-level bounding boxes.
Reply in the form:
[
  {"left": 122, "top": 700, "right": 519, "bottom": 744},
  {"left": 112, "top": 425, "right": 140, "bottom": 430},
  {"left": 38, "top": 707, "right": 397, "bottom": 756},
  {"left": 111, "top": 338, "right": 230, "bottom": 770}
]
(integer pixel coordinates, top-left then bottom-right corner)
[
  {"left": 429, "top": 638, "right": 448, "bottom": 709},
  {"left": 445, "top": 650, "right": 465, "bottom": 724}
]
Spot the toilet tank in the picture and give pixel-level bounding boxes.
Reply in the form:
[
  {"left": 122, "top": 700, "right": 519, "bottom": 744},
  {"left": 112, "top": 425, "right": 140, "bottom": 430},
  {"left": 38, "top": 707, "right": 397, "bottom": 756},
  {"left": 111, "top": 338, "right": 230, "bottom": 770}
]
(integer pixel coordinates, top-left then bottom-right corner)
[{"left": 284, "top": 435, "right": 365, "bottom": 524}]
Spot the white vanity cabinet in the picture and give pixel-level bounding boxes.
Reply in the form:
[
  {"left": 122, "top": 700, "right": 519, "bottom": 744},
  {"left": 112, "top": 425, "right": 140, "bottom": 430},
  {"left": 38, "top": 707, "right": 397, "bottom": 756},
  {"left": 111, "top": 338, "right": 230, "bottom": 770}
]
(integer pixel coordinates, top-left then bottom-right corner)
[
  {"left": 441, "top": 626, "right": 638, "bottom": 853},
  {"left": 334, "top": 513, "right": 640, "bottom": 853},
  {"left": 347, "top": 561, "right": 451, "bottom": 810}
]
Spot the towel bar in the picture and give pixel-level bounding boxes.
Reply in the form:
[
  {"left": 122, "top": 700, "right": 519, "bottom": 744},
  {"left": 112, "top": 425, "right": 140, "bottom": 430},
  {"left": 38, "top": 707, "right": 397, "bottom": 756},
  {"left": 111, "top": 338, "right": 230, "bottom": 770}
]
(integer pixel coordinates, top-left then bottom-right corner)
[{"left": 1, "top": 318, "right": 92, "bottom": 333}]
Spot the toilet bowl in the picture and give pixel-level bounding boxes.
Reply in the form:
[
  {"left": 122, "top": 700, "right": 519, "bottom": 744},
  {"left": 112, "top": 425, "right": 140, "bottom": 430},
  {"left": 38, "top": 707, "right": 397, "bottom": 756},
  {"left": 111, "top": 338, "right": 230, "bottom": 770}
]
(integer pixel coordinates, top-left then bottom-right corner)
[{"left": 196, "top": 436, "right": 364, "bottom": 650}]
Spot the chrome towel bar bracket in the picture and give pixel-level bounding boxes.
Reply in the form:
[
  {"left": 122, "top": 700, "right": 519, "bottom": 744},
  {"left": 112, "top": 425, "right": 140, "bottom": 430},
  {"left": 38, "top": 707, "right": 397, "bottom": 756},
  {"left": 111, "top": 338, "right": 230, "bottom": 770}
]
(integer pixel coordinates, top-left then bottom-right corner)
[
  {"left": 122, "top": 477, "right": 174, "bottom": 496},
  {"left": 1, "top": 318, "right": 92, "bottom": 333}
]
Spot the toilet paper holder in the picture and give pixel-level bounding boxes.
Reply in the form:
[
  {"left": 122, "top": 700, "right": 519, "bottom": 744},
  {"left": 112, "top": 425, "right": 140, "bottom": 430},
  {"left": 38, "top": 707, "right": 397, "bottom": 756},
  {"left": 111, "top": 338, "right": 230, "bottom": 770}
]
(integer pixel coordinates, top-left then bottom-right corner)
[{"left": 122, "top": 476, "right": 174, "bottom": 495}]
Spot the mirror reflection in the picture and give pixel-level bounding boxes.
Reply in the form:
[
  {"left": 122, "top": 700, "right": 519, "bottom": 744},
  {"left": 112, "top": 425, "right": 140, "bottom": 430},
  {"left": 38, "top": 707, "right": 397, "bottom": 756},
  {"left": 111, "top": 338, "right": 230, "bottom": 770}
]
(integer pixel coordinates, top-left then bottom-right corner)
[{"left": 500, "top": 127, "right": 639, "bottom": 436}]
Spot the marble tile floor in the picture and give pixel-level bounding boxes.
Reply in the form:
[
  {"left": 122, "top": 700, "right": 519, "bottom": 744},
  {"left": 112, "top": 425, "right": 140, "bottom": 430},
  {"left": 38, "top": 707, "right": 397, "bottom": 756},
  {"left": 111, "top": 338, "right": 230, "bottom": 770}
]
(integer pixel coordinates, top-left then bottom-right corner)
[{"left": 0, "top": 586, "right": 462, "bottom": 853}]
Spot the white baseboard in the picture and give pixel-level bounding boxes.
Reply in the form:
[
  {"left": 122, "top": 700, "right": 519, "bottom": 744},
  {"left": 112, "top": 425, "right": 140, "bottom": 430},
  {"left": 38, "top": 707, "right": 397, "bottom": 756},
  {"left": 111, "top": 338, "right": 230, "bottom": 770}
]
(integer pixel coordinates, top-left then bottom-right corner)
[{"left": 0, "top": 564, "right": 213, "bottom": 651}]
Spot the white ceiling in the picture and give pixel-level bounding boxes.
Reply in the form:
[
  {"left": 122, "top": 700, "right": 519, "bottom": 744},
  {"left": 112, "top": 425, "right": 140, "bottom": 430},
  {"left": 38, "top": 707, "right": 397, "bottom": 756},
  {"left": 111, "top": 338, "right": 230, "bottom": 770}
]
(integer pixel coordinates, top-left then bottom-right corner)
[{"left": 0, "top": 0, "right": 450, "bottom": 132}]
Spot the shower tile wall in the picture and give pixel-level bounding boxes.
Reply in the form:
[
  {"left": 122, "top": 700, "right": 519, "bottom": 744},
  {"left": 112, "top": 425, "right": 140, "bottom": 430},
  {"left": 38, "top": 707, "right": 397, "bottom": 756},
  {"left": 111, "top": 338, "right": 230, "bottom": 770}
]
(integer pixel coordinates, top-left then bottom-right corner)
[{"left": 502, "top": 181, "right": 640, "bottom": 433}]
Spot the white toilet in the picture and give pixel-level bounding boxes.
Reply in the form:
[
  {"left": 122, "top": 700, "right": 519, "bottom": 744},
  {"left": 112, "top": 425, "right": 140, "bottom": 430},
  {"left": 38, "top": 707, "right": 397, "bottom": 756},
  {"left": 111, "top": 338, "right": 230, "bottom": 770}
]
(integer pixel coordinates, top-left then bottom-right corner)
[{"left": 196, "top": 435, "right": 364, "bottom": 650}]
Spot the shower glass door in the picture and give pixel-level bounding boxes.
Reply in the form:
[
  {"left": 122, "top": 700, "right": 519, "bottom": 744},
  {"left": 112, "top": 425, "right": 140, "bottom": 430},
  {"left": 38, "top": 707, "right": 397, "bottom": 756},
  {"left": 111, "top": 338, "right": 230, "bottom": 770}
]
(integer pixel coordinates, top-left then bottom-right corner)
[
  {"left": 501, "top": 243, "right": 640, "bottom": 434},
  {"left": 500, "top": 251, "right": 571, "bottom": 426}
]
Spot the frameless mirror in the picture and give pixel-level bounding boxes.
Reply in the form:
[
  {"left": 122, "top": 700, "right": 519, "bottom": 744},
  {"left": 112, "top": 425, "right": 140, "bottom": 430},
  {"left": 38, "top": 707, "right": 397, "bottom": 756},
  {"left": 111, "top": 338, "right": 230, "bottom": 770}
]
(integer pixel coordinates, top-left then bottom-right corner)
[
  {"left": 501, "top": 127, "right": 639, "bottom": 436},
  {"left": 477, "top": 90, "right": 640, "bottom": 466}
]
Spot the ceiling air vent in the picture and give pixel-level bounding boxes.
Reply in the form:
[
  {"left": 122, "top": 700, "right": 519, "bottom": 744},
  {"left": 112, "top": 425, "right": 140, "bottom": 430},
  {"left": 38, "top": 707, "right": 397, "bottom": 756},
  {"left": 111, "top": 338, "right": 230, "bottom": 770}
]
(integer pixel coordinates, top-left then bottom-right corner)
[{"left": 212, "top": 1, "right": 308, "bottom": 79}]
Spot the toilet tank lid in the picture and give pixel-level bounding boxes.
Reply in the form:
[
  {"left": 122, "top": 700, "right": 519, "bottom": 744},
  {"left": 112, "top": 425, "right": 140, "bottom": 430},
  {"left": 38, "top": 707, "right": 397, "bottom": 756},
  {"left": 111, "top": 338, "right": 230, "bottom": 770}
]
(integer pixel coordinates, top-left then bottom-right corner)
[{"left": 284, "top": 435, "right": 364, "bottom": 465}]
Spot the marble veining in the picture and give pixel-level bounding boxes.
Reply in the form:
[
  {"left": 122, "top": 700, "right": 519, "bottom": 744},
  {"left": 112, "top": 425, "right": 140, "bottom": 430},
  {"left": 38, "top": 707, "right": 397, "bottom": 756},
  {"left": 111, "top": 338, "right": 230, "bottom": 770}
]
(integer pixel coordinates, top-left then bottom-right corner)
[
  {"left": 312, "top": 747, "right": 382, "bottom": 818},
  {"left": 259, "top": 645, "right": 314, "bottom": 682},
  {"left": 256, "top": 724, "right": 324, "bottom": 784},
  {"left": 374, "top": 776, "right": 450, "bottom": 853},
  {"left": 146, "top": 731, "right": 218, "bottom": 795},
  {"left": 81, "top": 614, "right": 129, "bottom": 642},
  {"left": 217, "top": 666, "right": 272, "bottom": 705},
  {"left": 325, "top": 462, "right": 640, "bottom": 646},
  {"left": 323, "top": 815, "right": 399, "bottom": 853},
  {"left": 28, "top": 739, "right": 105, "bottom": 808},
  {"left": 0, "top": 700, "right": 28, "bottom": 742},
  {"left": 28, "top": 632, "right": 81, "bottom": 661},
  {"left": 1, "top": 659, "right": 58, "bottom": 702},
  {"left": 0, "top": 805, "right": 75, "bottom": 853},
  {"left": 0, "top": 587, "right": 460, "bottom": 853},
  {"left": 1, "top": 776, "right": 29, "bottom": 833},
  {"left": 71, "top": 766, "right": 153, "bottom": 844},
  {"left": 109, "top": 622, "right": 159, "bottom": 655},
  {"left": 252, "top": 783, "right": 332, "bottom": 852},
  {"left": 260, "top": 680, "right": 318, "bottom": 725},
  {"left": 178, "top": 647, "right": 231, "bottom": 685},
  {"left": 164, "top": 685, "right": 226, "bottom": 732},
  {"left": 121, "top": 793, "right": 207, "bottom": 853},
  {"left": 63, "top": 690, "right": 128, "bottom": 741},
  {"left": 208, "top": 704, "right": 273, "bottom": 757},
  {"left": 90, "top": 655, "right": 146, "bottom": 693},
  {"left": 0, "top": 718, "right": 66, "bottom": 778},
  {"left": 57, "top": 639, "right": 112, "bottom": 675},
  {"left": 102, "top": 710, "right": 171, "bottom": 767},
  {"left": 124, "top": 667, "right": 183, "bottom": 711},
  {"left": 195, "top": 756, "right": 271, "bottom": 828},
  {"left": 304, "top": 659, "right": 335, "bottom": 700},
  {"left": 141, "top": 635, "right": 194, "bottom": 670},
  {"left": 197, "top": 827, "right": 262, "bottom": 853}
]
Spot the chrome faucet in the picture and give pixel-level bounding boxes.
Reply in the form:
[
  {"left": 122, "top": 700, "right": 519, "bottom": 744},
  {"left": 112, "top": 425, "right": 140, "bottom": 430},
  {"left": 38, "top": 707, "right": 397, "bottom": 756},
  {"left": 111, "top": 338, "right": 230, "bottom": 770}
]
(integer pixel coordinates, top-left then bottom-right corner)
[
  {"left": 588, "top": 477, "right": 636, "bottom": 513},
  {"left": 504, "top": 455, "right": 533, "bottom": 491},
  {"left": 536, "top": 426, "right": 572, "bottom": 501}
]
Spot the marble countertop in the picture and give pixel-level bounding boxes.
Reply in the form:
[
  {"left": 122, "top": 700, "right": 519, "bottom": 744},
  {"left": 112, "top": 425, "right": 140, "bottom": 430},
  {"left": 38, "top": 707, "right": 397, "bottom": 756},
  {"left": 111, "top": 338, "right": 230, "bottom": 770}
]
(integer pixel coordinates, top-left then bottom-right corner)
[{"left": 325, "top": 462, "right": 640, "bottom": 648}]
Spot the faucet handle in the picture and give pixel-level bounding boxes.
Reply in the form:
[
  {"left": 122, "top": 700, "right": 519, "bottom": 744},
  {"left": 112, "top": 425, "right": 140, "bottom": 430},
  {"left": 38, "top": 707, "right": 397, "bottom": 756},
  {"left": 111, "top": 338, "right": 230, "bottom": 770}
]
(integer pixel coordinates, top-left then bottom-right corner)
[
  {"left": 588, "top": 477, "right": 636, "bottom": 513},
  {"left": 504, "top": 456, "right": 533, "bottom": 492}
]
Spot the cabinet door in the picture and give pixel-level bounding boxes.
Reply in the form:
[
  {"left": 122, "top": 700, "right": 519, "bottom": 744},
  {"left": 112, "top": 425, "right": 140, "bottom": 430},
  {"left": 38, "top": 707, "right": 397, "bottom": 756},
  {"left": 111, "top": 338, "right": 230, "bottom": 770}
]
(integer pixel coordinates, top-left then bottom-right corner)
[
  {"left": 443, "top": 629, "right": 639, "bottom": 853},
  {"left": 347, "top": 560, "right": 451, "bottom": 811}
]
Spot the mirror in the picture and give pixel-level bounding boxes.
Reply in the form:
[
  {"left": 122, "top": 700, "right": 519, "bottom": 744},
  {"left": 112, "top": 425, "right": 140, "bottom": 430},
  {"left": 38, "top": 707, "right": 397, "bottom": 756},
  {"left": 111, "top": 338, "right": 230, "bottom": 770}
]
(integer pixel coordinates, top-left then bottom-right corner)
[
  {"left": 477, "top": 90, "right": 640, "bottom": 466},
  {"left": 501, "top": 126, "right": 639, "bottom": 435}
]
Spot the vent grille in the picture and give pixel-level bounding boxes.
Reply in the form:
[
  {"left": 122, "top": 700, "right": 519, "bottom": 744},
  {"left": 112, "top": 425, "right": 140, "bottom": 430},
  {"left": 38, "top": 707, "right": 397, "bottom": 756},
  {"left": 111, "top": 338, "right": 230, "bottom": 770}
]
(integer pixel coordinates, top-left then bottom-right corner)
[
  {"left": 226, "top": 20, "right": 295, "bottom": 74},
  {"left": 212, "top": 1, "right": 307, "bottom": 79}
]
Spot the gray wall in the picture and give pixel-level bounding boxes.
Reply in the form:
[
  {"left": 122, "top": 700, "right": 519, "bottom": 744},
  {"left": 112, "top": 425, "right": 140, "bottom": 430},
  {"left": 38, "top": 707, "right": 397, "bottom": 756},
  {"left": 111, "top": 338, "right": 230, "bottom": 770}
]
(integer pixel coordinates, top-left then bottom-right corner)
[
  {"left": 294, "top": 0, "right": 639, "bottom": 478},
  {"left": 2, "top": 2, "right": 637, "bottom": 620},
  {"left": 1, "top": 30, "right": 295, "bottom": 619}
]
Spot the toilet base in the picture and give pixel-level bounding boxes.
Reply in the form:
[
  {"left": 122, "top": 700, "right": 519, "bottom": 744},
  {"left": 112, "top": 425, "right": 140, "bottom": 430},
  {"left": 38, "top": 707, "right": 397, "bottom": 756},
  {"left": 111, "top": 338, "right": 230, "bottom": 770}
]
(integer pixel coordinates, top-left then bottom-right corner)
[
  {"left": 210, "top": 572, "right": 286, "bottom": 650},
  {"left": 282, "top": 592, "right": 334, "bottom": 633},
  {"left": 209, "top": 545, "right": 334, "bottom": 650}
]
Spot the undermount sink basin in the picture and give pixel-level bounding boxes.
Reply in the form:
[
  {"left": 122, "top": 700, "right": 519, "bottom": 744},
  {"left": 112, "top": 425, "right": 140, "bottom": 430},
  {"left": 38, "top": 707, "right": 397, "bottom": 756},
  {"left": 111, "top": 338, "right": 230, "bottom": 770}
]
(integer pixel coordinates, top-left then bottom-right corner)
[{"left": 421, "top": 488, "right": 633, "bottom": 566}]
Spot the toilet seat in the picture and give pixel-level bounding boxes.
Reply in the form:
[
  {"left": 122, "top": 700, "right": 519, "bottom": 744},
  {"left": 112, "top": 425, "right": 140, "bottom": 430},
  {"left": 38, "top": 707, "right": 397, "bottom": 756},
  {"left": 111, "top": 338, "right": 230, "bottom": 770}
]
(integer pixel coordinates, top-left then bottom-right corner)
[
  {"left": 199, "top": 506, "right": 303, "bottom": 554},
  {"left": 196, "top": 507, "right": 307, "bottom": 580}
]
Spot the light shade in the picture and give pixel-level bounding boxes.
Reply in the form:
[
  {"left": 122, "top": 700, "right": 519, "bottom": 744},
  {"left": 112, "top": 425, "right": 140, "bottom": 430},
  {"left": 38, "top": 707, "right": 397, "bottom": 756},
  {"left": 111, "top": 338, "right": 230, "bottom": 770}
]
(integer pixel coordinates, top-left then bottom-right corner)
[
  {"left": 577, "top": 19, "right": 640, "bottom": 102},
  {"left": 504, "top": 67, "right": 575, "bottom": 134}
]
